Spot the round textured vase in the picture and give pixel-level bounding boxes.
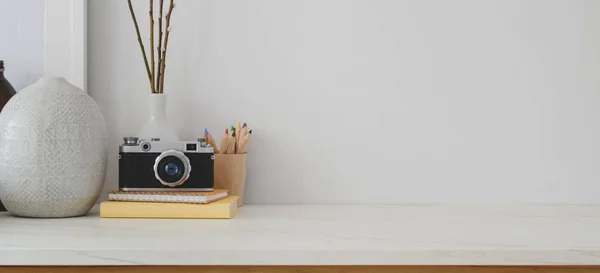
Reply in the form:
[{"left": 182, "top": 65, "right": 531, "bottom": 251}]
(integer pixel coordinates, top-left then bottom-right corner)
[
  {"left": 0, "top": 77, "right": 107, "bottom": 218},
  {"left": 137, "top": 93, "right": 179, "bottom": 141}
]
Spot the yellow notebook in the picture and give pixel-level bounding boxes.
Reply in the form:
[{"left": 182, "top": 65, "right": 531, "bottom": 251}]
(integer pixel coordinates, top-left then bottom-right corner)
[{"left": 100, "top": 196, "right": 240, "bottom": 219}]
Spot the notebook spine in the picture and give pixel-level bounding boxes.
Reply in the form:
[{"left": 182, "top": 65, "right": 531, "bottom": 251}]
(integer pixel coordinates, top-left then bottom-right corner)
[{"left": 109, "top": 193, "right": 208, "bottom": 204}]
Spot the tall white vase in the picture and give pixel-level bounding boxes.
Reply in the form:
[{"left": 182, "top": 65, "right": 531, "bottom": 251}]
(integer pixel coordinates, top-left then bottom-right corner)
[{"left": 137, "top": 94, "right": 179, "bottom": 141}]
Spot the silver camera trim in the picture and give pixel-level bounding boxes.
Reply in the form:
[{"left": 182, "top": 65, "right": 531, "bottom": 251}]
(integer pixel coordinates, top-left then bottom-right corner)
[
  {"left": 153, "top": 149, "right": 192, "bottom": 187},
  {"left": 119, "top": 139, "right": 213, "bottom": 154}
]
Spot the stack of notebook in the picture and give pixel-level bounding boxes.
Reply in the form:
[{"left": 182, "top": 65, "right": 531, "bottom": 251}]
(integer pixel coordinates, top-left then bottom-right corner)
[{"left": 100, "top": 189, "right": 240, "bottom": 219}]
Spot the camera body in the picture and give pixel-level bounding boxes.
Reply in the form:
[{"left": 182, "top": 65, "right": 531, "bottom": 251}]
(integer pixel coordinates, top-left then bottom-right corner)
[{"left": 119, "top": 137, "right": 214, "bottom": 191}]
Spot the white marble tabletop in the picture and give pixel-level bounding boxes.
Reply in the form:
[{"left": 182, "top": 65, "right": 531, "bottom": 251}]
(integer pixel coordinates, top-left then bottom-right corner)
[{"left": 1, "top": 204, "right": 600, "bottom": 265}]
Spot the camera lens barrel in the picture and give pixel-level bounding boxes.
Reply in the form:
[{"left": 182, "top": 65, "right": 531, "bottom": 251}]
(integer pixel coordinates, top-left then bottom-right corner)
[{"left": 153, "top": 149, "right": 192, "bottom": 187}]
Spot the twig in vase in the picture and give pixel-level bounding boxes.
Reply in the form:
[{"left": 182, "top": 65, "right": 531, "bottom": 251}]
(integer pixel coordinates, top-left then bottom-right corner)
[
  {"left": 159, "top": 0, "right": 175, "bottom": 94},
  {"left": 149, "top": 0, "right": 156, "bottom": 93},
  {"left": 156, "top": 0, "right": 164, "bottom": 92},
  {"left": 127, "top": 0, "right": 153, "bottom": 89}
]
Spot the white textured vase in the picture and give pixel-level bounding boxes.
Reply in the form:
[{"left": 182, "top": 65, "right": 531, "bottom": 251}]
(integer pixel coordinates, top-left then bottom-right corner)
[
  {"left": 137, "top": 93, "right": 179, "bottom": 141},
  {"left": 0, "top": 77, "right": 107, "bottom": 218}
]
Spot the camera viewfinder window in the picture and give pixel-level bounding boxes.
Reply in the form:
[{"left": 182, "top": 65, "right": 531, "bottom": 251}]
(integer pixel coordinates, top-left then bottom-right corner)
[{"left": 186, "top": 143, "right": 197, "bottom": 151}]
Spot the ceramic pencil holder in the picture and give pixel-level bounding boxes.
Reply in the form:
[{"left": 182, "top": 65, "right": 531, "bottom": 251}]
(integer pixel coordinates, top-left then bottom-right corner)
[{"left": 214, "top": 153, "right": 247, "bottom": 206}]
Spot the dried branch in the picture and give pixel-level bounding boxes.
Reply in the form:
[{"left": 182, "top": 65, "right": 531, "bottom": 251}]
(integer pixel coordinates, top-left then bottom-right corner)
[
  {"left": 127, "top": 0, "right": 153, "bottom": 90},
  {"left": 149, "top": 0, "right": 156, "bottom": 93},
  {"left": 156, "top": 0, "right": 164, "bottom": 91},
  {"left": 159, "top": 0, "right": 174, "bottom": 93}
]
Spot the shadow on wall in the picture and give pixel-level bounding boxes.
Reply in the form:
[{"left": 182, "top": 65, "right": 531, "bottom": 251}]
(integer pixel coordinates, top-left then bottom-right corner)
[{"left": 0, "top": 0, "right": 45, "bottom": 91}]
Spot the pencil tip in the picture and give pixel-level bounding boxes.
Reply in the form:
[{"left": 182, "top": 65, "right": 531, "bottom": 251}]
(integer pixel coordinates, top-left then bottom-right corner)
[
  {"left": 243, "top": 123, "right": 247, "bottom": 128},
  {"left": 249, "top": 130, "right": 253, "bottom": 134},
  {"left": 204, "top": 128, "right": 208, "bottom": 134},
  {"left": 225, "top": 128, "right": 228, "bottom": 134}
]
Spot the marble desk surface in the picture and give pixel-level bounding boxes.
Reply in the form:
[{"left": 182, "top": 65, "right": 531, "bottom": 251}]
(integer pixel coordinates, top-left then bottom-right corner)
[{"left": 0, "top": 204, "right": 599, "bottom": 265}]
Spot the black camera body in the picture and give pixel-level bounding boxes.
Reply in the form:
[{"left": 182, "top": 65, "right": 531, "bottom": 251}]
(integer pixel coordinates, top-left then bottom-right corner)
[{"left": 119, "top": 137, "right": 214, "bottom": 191}]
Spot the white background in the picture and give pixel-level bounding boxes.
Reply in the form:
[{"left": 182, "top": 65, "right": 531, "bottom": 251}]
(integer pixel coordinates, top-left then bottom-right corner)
[
  {"left": 89, "top": 0, "right": 600, "bottom": 204},
  {"left": 0, "top": 0, "right": 45, "bottom": 91}
]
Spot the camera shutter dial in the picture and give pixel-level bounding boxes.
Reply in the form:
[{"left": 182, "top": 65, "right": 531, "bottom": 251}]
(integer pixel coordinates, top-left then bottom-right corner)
[
  {"left": 153, "top": 149, "right": 192, "bottom": 187},
  {"left": 123, "top": 137, "right": 139, "bottom": 146}
]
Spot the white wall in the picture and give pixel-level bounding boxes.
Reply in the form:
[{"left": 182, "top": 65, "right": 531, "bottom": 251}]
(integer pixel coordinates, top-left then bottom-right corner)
[
  {"left": 0, "top": 0, "right": 45, "bottom": 91},
  {"left": 89, "top": 0, "right": 600, "bottom": 204}
]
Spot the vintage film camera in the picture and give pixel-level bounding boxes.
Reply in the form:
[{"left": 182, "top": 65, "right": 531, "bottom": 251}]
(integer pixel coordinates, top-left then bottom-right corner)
[{"left": 119, "top": 137, "right": 214, "bottom": 191}]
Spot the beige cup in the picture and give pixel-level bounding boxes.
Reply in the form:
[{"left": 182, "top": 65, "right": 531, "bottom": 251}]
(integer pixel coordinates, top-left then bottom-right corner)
[{"left": 214, "top": 154, "right": 247, "bottom": 206}]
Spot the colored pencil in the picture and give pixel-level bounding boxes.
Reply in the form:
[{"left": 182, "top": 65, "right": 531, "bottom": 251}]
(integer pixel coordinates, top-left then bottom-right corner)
[
  {"left": 242, "top": 123, "right": 248, "bottom": 140},
  {"left": 204, "top": 128, "right": 209, "bottom": 148},
  {"left": 236, "top": 122, "right": 242, "bottom": 149},
  {"left": 238, "top": 123, "right": 246, "bottom": 148},
  {"left": 226, "top": 131, "right": 237, "bottom": 154},
  {"left": 219, "top": 129, "right": 228, "bottom": 154},
  {"left": 237, "top": 129, "right": 252, "bottom": 154},
  {"left": 207, "top": 132, "right": 219, "bottom": 154}
]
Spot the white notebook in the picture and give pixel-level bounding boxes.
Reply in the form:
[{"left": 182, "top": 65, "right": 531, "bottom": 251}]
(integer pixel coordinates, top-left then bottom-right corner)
[{"left": 108, "top": 189, "right": 229, "bottom": 204}]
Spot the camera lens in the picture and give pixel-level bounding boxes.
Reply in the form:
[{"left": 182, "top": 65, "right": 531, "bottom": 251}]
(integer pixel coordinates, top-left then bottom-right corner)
[
  {"left": 164, "top": 163, "right": 179, "bottom": 176},
  {"left": 153, "top": 149, "right": 192, "bottom": 187},
  {"left": 157, "top": 156, "right": 185, "bottom": 184}
]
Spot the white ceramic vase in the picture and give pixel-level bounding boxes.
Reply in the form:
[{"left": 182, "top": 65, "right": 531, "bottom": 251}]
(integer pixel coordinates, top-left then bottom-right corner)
[
  {"left": 137, "top": 93, "right": 179, "bottom": 141},
  {"left": 0, "top": 77, "right": 107, "bottom": 218}
]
